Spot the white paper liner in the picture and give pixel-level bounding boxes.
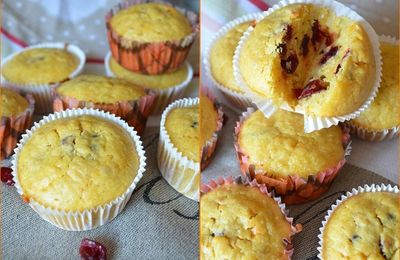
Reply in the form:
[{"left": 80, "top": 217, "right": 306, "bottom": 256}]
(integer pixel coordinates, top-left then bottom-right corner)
[
  {"left": 201, "top": 176, "right": 302, "bottom": 259},
  {"left": 203, "top": 13, "right": 263, "bottom": 110},
  {"left": 11, "top": 108, "right": 146, "bottom": 231},
  {"left": 317, "top": 183, "right": 399, "bottom": 259},
  {"left": 345, "top": 35, "right": 399, "bottom": 141},
  {"left": 105, "top": 51, "right": 193, "bottom": 114},
  {"left": 157, "top": 98, "right": 200, "bottom": 201},
  {"left": 233, "top": 0, "right": 382, "bottom": 133},
  {"left": 1, "top": 43, "right": 86, "bottom": 114}
]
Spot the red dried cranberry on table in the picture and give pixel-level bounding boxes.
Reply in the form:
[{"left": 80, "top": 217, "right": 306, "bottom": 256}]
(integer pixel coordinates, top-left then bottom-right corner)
[
  {"left": 79, "top": 239, "right": 107, "bottom": 260},
  {"left": 1, "top": 167, "right": 15, "bottom": 186},
  {"left": 296, "top": 79, "right": 328, "bottom": 99}
]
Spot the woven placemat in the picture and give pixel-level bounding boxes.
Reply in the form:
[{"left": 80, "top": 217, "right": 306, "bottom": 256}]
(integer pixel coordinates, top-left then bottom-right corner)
[{"left": 2, "top": 127, "right": 199, "bottom": 259}]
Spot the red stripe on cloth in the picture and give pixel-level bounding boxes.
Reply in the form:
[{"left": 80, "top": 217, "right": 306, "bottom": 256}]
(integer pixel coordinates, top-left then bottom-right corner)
[
  {"left": 1, "top": 27, "right": 28, "bottom": 47},
  {"left": 248, "top": 0, "right": 269, "bottom": 10},
  {"left": 86, "top": 57, "right": 104, "bottom": 64}
]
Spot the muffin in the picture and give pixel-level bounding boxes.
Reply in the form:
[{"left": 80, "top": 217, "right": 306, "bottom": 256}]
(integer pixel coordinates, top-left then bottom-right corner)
[
  {"left": 1, "top": 88, "right": 35, "bottom": 160},
  {"left": 348, "top": 38, "right": 399, "bottom": 141},
  {"left": 234, "top": 108, "right": 350, "bottom": 204},
  {"left": 106, "top": 1, "right": 198, "bottom": 74},
  {"left": 319, "top": 184, "right": 399, "bottom": 260},
  {"left": 52, "top": 74, "right": 155, "bottom": 135},
  {"left": 105, "top": 52, "right": 193, "bottom": 114},
  {"left": 206, "top": 16, "right": 257, "bottom": 109},
  {"left": 201, "top": 177, "right": 301, "bottom": 259},
  {"left": 11, "top": 108, "right": 146, "bottom": 231},
  {"left": 1, "top": 43, "right": 85, "bottom": 113},
  {"left": 236, "top": 3, "right": 378, "bottom": 117}
]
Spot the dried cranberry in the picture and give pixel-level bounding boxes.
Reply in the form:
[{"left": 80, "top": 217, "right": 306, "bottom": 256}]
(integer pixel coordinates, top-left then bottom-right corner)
[
  {"left": 283, "top": 24, "right": 293, "bottom": 41},
  {"left": 325, "top": 34, "right": 333, "bottom": 46},
  {"left": 79, "top": 239, "right": 107, "bottom": 260},
  {"left": 311, "top": 20, "right": 323, "bottom": 46},
  {"left": 297, "top": 79, "right": 327, "bottom": 99},
  {"left": 335, "top": 49, "right": 351, "bottom": 74},
  {"left": 281, "top": 53, "right": 299, "bottom": 74},
  {"left": 319, "top": 46, "right": 339, "bottom": 65},
  {"left": 276, "top": 43, "right": 287, "bottom": 56},
  {"left": 1, "top": 167, "right": 15, "bottom": 186},
  {"left": 300, "top": 34, "right": 310, "bottom": 56}
]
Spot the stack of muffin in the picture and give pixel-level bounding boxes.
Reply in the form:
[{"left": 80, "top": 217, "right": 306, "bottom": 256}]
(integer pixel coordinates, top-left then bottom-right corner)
[
  {"left": 202, "top": 1, "right": 399, "bottom": 259},
  {"left": 0, "top": 1, "right": 199, "bottom": 232}
]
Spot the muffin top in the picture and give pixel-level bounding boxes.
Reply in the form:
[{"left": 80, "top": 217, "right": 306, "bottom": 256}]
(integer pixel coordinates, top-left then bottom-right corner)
[
  {"left": 210, "top": 21, "right": 252, "bottom": 92},
  {"left": 200, "top": 93, "right": 218, "bottom": 147},
  {"left": 1, "top": 88, "right": 29, "bottom": 117},
  {"left": 239, "top": 4, "right": 375, "bottom": 117},
  {"left": 323, "top": 192, "right": 399, "bottom": 259},
  {"left": 17, "top": 116, "right": 139, "bottom": 211},
  {"left": 109, "top": 57, "right": 188, "bottom": 89},
  {"left": 56, "top": 74, "right": 146, "bottom": 103},
  {"left": 2, "top": 48, "right": 79, "bottom": 85},
  {"left": 351, "top": 42, "right": 400, "bottom": 130},
  {"left": 110, "top": 3, "right": 192, "bottom": 42},
  {"left": 201, "top": 183, "right": 293, "bottom": 259},
  {"left": 238, "top": 109, "right": 344, "bottom": 178}
]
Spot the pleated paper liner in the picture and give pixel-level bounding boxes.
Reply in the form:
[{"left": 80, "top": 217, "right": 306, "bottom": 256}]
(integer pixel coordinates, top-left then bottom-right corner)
[
  {"left": 1, "top": 42, "right": 86, "bottom": 114},
  {"left": 232, "top": 0, "right": 382, "bottom": 133},
  {"left": 0, "top": 91, "right": 35, "bottom": 160},
  {"left": 203, "top": 13, "right": 262, "bottom": 110},
  {"left": 157, "top": 98, "right": 200, "bottom": 201},
  {"left": 105, "top": 51, "right": 193, "bottom": 114},
  {"left": 234, "top": 107, "right": 352, "bottom": 205},
  {"left": 201, "top": 176, "right": 302, "bottom": 259},
  {"left": 106, "top": 0, "right": 199, "bottom": 75},
  {"left": 345, "top": 35, "right": 399, "bottom": 142},
  {"left": 200, "top": 87, "right": 224, "bottom": 170},
  {"left": 317, "top": 183, "right": 399, "bottom": 259},
  {"left": 11, "top": 108, "right": 147, "bottom": 231},
  {"left": 52, "top": 85, "right": 156, "bottom": 135}
]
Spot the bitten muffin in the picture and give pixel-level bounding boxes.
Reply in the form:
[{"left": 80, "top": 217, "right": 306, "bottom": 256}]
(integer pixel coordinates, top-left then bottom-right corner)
[
  {"left": 235, "top": 109, "right": 347, "bottom": 204},
  {"left": 1, "top": 88, "right": 29, "bottom": 117},
  {"left": 109, "top": 56, "right": 188, "bottom": 90},
  {"left": 201, "top": 182, "right": 295, "bottom": 259},
  {"left": 2, "top": 48, "right": 79, "bottom": 85},
  {"left": 210, "top": 21, "right": 252, "bottom": 93},
  {"left": 110, "top": 2, "right": 192, "bottom": 43},
  {"left": 322, "top": 192, "right": 400, "bottom": 259},
  {"left": 238, "top": 3, "right": 375, "bottom": 116},
  {"left": 350, "top": 41, "right": 399, "bottom": 131},
  {"left": 16, "top": 115, "right": 139, "bottom": 211}
]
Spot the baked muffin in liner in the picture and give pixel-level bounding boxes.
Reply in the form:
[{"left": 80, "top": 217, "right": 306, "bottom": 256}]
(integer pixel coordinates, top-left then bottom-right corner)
[
  {"left": 234, "top": 107, "right": 352, "bottom": 205},
  {"left": 232, "top": 0, "right": 382, "bottom": 133},
  {"left": 200, "top": 88, "right": 224, "bottom": 170},
  {"left": 157, "top": 98, "right": 200, "bottom": 201},
  {"left": 11, "top": 108, "right": 146, "bottom": 231},
  {"left": 1, "top": 91, "right": 35, "bottom": 160},
  {"left": 52, "top": 84, "right": 156, "bottom": 135},
  {"left": 203, "top": 13, "right": 261, "bottom": 110},
  {"left": 346, "top": 35, "right": 399, "bottom": 142},
  {"left": 317, "top": 183, "right": 399, "bottom": 259},
  {"left": 105, "top": 51, "right": 193, "bottom": 114},
  {"left": 200, "top": 176, "right": 302, "bottom": 259},
  {"left": 106, "top": 0, "right": 199, "bottom": 75},
  {"left": 1, "top": 42, "right": 85, "bottom": 114}
]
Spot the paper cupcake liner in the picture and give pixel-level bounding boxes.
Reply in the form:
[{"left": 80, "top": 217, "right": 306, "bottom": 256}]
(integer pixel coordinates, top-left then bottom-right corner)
[
  {"left": 234, "top": 107, "right": 352, "bottom": 205},
  {"left": 11, "top": 108, "right": 146, "bottom": 231},
  {"left": 106, "top": 0, "right": 199, "bottom": 75},
  {"left": 105, "top": 51, "right": 193, "bottom": 114},
  {"left": 201, "top": 176, "right": 302, "bottom": 259},
  {"left": 1, "top": 42, "right": 86, "bottom": 114},
  {"left": 157, "top": 98, "right": 200, "bottom": 201},
  {"left": 51, "top": 85, "right": 156, "bottom": 135},
  {"left": 0, "top": 92, "right": 35, "bottom": 160},
  {"left": 317, "top": 183, "right": 399, "bottom": 259},
  {"left": 203, "top": 13, "right": 263, "bottom": 110},
  {"left": 200, "top": 87, "right": 224, "bottom": 170},
  {"left": 232, "top": 0, "right": 382, "bottom": 133},
  {"left": 344, "top": 35, "right": 399, "bottom": 142}
]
